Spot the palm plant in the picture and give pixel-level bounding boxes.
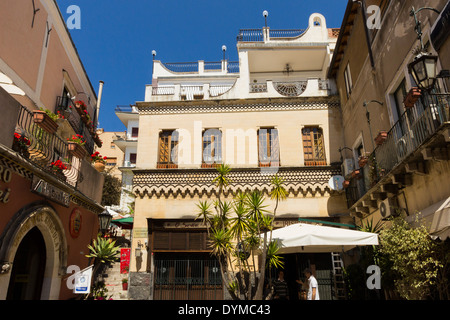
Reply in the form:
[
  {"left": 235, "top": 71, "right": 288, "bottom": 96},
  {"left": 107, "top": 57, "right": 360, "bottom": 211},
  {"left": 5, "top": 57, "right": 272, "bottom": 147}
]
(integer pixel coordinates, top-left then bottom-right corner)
[
  {"left": 195, "top": 200, "right": 213, "bottom": 235},
  {"left": 266, "top": 240, "right": 284, "bottom": 277},
  {"left": 198, "top": 164, "right": 286, "bottom": 300},
  {"left": 269, "top": 175, "right": 287, "bottom": 244}
]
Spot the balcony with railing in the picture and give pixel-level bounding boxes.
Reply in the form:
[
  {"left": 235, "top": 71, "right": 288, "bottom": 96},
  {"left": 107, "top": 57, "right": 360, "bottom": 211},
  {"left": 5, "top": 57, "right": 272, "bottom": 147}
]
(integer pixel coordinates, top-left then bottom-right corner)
[
  {"left": 345, "top": 74, "right": 450, "bottom": 213},
  {"left": 237, "top": 28, "right": 306, "bottom": 42},
  {"left": 161, "top": 61, "right": 239, "bottom": 74},
  {"left": 55, "top": 96, "right": 99, "bottom": 155}
]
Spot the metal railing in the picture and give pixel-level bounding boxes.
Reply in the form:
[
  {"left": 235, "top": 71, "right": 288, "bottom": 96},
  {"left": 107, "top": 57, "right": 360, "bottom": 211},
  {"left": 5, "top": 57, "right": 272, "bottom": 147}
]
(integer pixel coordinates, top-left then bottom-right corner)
[
  {"left": 161, "top": 61, "right": 240, "bottom": 74},
  {"left": 237, "top": 28, "right": 306, "bottom": 42},
  {"left": 374, "top": 88, "right": 449, "bottom": 177},
  {"left": 204, "top": 61, "right": 222, "bottom": 71},
  {"left": 269, "top": 28, "right": 306, "bottom": 39},
  {"left": 346, "top": 75, "right": 450, "bottom": 206},
  {"left": 14, "top": 105, "right": 82, "bottom": 187},
  {"left": 153, "top": 258, "right": 223, "bottom": 300},
  {"left": 227, "top": 61, "right": 240, "bottom": 73},
  {"left": 237, "top": 28, "right": 264, "bottom": 42},
  {"left": 162, "top": 62, "right": 199, "bottom": 73}
]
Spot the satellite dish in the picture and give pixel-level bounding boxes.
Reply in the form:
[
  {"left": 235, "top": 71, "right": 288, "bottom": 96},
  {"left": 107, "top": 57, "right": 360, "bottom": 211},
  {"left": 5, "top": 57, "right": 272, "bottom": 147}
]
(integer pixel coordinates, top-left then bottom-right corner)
[{"left": 328, "top": 175, "right": 345, "bottom": 191}]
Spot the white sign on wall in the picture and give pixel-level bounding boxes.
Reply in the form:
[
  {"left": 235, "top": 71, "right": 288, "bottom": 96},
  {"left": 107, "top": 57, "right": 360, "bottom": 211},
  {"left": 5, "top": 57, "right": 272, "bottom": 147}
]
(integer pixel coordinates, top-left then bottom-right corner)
[{"left": 73, "top": 265, "right": 93, "bottom": 294}]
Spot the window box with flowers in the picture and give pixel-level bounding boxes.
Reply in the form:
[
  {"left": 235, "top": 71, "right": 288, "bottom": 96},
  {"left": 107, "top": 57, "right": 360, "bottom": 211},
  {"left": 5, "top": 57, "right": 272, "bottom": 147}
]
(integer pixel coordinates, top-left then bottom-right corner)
[
  {"left": 50, "top": 159, "right": 68, "bottom": 181},
  {"left": 67, "top": 134, "right": 87, "bottom": 159},
  {"left": 91, "top": 151, "right": 107, "bottom": 172},
  {"left": 33, "top": 108, "right": 60, "bottom": 134},
  {"left": 12, "top": 132, "right": 31, "bottom": 158}
]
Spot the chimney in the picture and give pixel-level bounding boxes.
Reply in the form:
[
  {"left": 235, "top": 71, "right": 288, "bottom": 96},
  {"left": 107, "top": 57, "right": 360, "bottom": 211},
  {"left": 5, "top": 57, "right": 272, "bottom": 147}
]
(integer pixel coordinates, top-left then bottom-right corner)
[{"left": 95, "top": 81, "right": 104, "bottom": 128}]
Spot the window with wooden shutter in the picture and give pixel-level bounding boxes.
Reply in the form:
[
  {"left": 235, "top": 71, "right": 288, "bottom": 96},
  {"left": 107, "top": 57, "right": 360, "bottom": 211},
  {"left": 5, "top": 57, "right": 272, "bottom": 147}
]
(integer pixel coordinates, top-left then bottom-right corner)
[
  {"left": 158, "top": 130, "right": 178, "bottom": 168},
  {"left": 258, "top": 127, "right": 280, "bottom": 167},
  {"left": 152, "top": 231, "right": 208, "bottom": 251},
  {"left": 302, "top": 127, "right": 326, "bottom": 166},
  {"left": 202, "top": 129, "right": 222, "bottom": 168}
]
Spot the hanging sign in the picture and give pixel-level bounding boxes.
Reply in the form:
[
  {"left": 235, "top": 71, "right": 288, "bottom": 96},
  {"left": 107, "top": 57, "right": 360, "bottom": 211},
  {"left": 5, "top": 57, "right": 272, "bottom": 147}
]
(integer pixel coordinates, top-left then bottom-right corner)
[
  {"left": 31, "top": 176, "right": 70, "bottom": 207},
  {"left": 120, "top": 248, "right": 131, "bottom": 274},
  {"left": 74, "top": 265, "right": 93, "bottom": 294}
]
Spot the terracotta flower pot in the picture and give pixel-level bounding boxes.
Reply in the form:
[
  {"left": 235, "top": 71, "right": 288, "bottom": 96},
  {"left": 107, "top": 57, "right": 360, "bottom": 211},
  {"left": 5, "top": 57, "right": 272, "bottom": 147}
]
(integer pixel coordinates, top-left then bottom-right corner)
[
  {"left": 122, "top": 282, "right": 128, "bottom": 290},
  {"left": 375, "top": 131, "right": 388, "bottom": 146},
  {"left": 33, "top": 110, "right": 58, "bottom": 134},
  {"left": 351, "top": 169, "right": 360, "bottom": 179},
  {"left": 403, "top": 87, "right": 421, "bottom": 108},
  {"left": 358, "top": 157, "right": 368, "bottom": 168},
  {"left": 93, "top": 161, "right": 105, "bottom": 172}
]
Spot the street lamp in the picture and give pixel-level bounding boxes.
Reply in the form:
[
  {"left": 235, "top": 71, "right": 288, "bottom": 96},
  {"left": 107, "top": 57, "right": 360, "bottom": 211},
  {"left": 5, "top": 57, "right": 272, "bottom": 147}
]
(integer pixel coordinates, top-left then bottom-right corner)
[
  {"left": 152, "top": 50, "right": 157, "bottom": 60},
  {"left": 408, "top": 53, "right": 438, "bottom": 91},
  {"left": 263, "top": 10, "right": 268, "bottom": 28},
  {"left": 408, "top": 6, "right": 440, "bottom": 91},
  {"left": 222, "top": 45, "right": 227, "bottom": 61},
  {"left": 98, "top": 210, "right": 112, "bottom": 234}
]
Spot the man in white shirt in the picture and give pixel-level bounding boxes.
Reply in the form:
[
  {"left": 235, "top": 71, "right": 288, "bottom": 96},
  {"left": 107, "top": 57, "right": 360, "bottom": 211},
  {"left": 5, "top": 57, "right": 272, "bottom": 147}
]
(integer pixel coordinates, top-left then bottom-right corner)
[{"left": 297, "top": 268, "right": 320, "bottom": 300}]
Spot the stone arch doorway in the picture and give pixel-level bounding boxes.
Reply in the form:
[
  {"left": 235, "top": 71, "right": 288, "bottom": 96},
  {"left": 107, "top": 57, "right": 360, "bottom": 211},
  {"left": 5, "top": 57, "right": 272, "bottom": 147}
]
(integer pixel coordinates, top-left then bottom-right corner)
[
  {"left": 6, "top": 227, "right": 46, "bottom": 300},
  {"left": 0, "top": 202, "right": 68, "bottom": 300}
]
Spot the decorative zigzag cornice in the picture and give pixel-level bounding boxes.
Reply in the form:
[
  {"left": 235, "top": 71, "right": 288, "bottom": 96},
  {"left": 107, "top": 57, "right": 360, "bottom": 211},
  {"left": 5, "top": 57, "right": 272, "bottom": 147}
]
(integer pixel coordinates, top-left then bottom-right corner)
[
  {"left": 137, "top": 97, "right": 340, "bottom": 115},
  {"left": 0, "top": 149, "right": 103, "bottom": 214},
  {"left": 133, "top": 166, "right": 341, "bottom": 199}
]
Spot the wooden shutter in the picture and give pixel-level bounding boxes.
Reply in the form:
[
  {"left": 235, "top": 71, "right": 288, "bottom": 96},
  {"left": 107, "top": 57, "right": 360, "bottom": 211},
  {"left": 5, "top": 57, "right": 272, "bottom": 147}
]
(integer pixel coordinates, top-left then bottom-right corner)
[{"left": 302, "top": 127, "right": 326, "bottom": 166}]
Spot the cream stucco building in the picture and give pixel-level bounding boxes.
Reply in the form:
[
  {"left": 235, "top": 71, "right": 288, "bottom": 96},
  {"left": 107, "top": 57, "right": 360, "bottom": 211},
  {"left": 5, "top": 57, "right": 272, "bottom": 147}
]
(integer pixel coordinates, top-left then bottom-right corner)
[{"left": 127, "top": 13, "right": 353, "bottom": 300}]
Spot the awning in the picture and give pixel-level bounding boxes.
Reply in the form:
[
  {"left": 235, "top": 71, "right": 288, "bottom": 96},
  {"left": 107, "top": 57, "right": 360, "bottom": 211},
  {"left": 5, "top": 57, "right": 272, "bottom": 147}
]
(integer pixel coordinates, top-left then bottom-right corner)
[
  {"left": 407, "top": 196, "right": 450, "bottom": 240},
  {"left": 266, "top": 223, "right": 379, "bottom": 254},
  {"left": 111, "top": 217, "right": 134, "bottom": 229}
]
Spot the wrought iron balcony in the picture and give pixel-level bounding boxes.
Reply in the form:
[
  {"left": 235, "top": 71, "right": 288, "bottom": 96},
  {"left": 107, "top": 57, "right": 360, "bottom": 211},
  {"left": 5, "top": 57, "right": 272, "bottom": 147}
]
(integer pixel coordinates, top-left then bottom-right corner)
[
  {"left": 345, "top": 73, "right": 450, "bottom": 208},
  {"left": 236, "top": 28, "right": 306, "bottom": 42},
  {"left": 161, "top": 61, "right": 240, "bottom": 74},
  {"left": 55, "top": 96, "right": 96, "bottom": 155},
  {"left": 14, "top": 105, "right": 82, "bottom": 187}
]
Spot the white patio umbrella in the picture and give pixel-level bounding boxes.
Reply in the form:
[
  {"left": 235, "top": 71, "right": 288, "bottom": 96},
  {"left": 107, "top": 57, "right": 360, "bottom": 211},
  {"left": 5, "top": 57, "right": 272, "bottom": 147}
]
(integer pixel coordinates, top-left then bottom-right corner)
[{"left": 267, "top": 223, "right": 379, "bottom": 254}]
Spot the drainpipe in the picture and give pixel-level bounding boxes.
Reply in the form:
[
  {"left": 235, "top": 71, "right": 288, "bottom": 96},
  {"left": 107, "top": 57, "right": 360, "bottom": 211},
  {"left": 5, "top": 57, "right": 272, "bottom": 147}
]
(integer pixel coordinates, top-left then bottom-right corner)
[
  {"left": 358, "top": 0, "right": 375, "bottom": 69},
  {"left": 95, "top": 81, "right": 104, "bottom": 129}
]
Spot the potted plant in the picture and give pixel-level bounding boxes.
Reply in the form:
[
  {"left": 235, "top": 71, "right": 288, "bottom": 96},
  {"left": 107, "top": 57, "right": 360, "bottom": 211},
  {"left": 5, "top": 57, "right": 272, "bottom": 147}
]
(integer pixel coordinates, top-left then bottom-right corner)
[
  {"left": 358, "top": 154, "right": 369, "bottom": 168},
  {"left": 403, "top": 87, "right": 421, "bottom": 108},
  {"left": 67, "top": 134, "right": 86, "bottom": 159},
  {"left": 33, "top": 108, "right": 59, "bottom": 134},
  {"left": 91, "top": 151, "right": 107, "bottom": 172},
  {"left": 74, "top": 100, "right": 87, "bottom": 114},
  {"left": 50, "top": 159, "right": 68, "bottom": 181},
  {"left": 351, "top": 169, "right": 361, "bottom": 179},
  {"left": 122, "top": 278, "right": 128, "bottom": 290},
  {"left": 375, "top": 131, "right": 388, "bottom": 146},
  {"left": 12, "top": 132, "right": 31, "bottom": 158}
]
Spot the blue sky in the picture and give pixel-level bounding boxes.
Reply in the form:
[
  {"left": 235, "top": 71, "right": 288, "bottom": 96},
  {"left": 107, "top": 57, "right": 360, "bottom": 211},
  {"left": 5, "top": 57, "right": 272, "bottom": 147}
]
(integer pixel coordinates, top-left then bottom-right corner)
[{"left": 56, "top": 0, "right": 347, "bottom": 132}]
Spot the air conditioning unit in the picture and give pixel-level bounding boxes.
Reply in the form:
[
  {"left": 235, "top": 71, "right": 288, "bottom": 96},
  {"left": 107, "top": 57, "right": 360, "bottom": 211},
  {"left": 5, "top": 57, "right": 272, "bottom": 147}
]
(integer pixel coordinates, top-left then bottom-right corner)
[
  {"left": 379, "top": 198, "right": 398, "bottom": 219},
  {"left": 342, "top": 158, "right": 355, "bottom": 176}
]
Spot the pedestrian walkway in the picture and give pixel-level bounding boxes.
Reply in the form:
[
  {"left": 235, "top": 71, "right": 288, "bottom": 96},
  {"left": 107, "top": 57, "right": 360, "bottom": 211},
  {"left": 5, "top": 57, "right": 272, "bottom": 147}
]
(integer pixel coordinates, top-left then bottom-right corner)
[{"left": 103, "top": 259, "right": 129, "bottom": 300}]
